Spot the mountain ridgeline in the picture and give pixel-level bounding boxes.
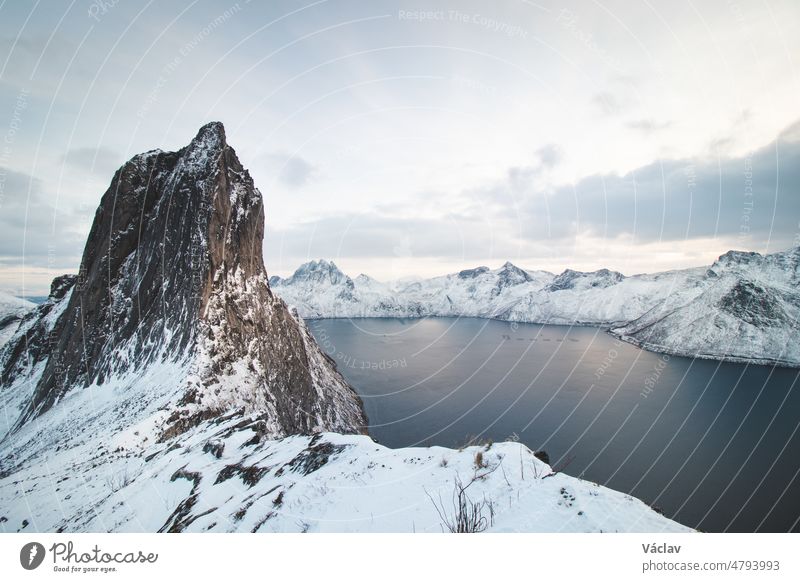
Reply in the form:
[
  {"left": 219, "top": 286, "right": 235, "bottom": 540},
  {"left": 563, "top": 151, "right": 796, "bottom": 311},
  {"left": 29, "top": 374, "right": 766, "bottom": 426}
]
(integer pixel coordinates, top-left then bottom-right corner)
[
  {"left": 0, "top": 122, "right": 366, "bottom": 440},
  {"left": 271, "top": 249, "right": 800, "bottom": 367}
]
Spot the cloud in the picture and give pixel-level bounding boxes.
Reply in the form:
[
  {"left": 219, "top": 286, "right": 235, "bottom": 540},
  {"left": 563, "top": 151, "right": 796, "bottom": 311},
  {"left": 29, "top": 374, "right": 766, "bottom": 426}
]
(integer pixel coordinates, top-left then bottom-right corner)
[
  {"left": 626, "top": 119, "right": 672, "bottom": 133},
  {"left": 591, "top": 92, "right": 622, "bottom": 116},
  {"left": 262, "top": 152, "right": 318, "bottom": 188},
  {"left": 508, "top": 122, "right": 800, "bottom": 246},
  {"left": 779, "top": 119, "right": 800, "bottom": 142},
  {"left": 505, "top": 144, "right": 562, "bottom": 196},
  {"left": 536, "top": 144, "right": 562, "bottom": 168},
  {"left": 0, "top": 167, "right": 86, "bottom": 272},
  {"left": 61, "top": 146, "right": 123, "bottom": 175},
  {"left": 265, "top": 212, "right": 499, "bottom": 262},
  {"left": 507, "top": 166, "right": 538, "bottom": 193}
]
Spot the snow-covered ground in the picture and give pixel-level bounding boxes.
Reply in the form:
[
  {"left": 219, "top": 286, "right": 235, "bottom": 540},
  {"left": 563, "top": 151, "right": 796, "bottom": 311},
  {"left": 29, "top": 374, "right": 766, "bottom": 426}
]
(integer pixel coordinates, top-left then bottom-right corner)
[
  {"left": 0, "top": 388, "right": 688, "bottom": 533},
  {"left": 271, "top": 247, "right": 800, "bottom": 366}
]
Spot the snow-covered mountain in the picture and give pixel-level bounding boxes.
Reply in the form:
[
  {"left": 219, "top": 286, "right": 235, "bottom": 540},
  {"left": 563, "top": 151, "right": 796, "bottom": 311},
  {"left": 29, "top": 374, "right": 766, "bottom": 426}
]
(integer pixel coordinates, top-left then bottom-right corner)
[
  {"left": 0, "top": 292, "right": 34, "bottom": 349},
  {"left": 612, "top": 249, "right": 800, "bottom": 366},
  {"left": 0, "top": 123, "right": 686, "bottom": 533},
  {"left": 271, "top": 248, "right": 800, "bottom": 367}
]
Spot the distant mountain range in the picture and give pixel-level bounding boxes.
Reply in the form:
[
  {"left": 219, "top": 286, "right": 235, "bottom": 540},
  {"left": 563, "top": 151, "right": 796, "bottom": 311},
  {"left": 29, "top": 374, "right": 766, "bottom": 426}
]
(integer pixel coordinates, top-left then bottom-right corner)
[{"left": 271, "top": 248, "right": 800, "bottom": 368}]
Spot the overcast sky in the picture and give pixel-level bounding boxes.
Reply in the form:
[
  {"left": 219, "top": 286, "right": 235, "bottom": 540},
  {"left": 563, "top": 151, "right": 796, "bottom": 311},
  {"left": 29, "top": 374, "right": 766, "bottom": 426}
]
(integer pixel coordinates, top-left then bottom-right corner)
[{"left": 1, "top": 0, "right": 798, "bottom": 295}]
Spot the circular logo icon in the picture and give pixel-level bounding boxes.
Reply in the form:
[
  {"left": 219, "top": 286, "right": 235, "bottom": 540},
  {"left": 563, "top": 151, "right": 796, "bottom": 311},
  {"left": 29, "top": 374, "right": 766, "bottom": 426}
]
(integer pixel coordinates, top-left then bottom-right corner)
[{"left": 20, "top": 542, "right": 46, "bottom": 570}]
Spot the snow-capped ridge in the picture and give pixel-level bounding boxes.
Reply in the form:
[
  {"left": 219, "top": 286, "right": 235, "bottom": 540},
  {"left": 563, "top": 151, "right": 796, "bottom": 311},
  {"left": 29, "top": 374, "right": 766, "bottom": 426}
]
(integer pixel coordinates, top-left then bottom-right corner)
[
  {"left": 610, "top": 246, "right": 800, "bottom": 366},
  {"left": 287, "top": 259, "right": 351, "bottom": 286}
]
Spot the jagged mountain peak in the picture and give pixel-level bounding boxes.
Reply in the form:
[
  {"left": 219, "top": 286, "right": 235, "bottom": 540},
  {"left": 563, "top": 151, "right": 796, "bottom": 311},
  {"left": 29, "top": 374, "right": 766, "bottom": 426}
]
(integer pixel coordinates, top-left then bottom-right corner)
[
  {"left": 195, "top": 119, "right": 226, "bottom": 142},
  {"left": 490, "top": 261, "right": 533, "bottom": 296},
  {"left": 183, "top": 120, "right": 226, "bottom": 155},
  {"left": 708, "top": 247, "right": 800, "bottom": 282},
  {"left": 713, "top": 249, "right": 763, "bottom": 269},
  {"left": 289, "top": 259, "right": 350, "bottom": 286},
  {"left": 0, "top": 123, "right": 366, "bottom": 440},
  {"left": 301, "top": 258, "right": 339, "bottom": 271},
  {"left": 354, "top": 273, "right": 376, "bottom": 284},
  {"left": 497, "top": 261, "right": 532, "bottom": 280}
]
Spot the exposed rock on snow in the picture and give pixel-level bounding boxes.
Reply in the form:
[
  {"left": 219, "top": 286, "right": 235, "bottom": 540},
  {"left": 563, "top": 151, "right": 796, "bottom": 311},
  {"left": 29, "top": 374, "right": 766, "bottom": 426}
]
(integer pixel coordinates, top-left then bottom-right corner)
[
  {"left": 271, "top": 248, "right": 800, "bottom": 367},
  {"left": 544, "top": 268, "right": 624, "bottom": 292}
]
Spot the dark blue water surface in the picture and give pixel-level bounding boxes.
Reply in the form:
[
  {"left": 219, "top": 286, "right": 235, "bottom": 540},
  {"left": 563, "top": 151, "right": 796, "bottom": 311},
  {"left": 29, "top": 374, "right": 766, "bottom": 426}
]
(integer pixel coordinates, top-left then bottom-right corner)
[{"left": 309, "top": 317, "right": 800, "bottom": 533}]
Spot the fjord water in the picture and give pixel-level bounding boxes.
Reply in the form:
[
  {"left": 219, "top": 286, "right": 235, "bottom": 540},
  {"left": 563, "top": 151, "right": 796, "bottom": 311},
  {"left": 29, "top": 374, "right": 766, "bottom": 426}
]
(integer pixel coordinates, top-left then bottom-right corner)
[{"left": 309, "top": 317, "right": 800, "bottom": 533}]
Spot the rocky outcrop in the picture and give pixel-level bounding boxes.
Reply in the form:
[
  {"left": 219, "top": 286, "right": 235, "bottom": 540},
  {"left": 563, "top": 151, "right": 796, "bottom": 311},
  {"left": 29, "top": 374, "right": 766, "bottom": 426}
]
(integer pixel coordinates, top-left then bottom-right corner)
[
  {"left": 458, "top": 266, "right": 490, "bottom": 279},
  {"left": 544, "top": 268, "right": 624, "bottom": 292}
]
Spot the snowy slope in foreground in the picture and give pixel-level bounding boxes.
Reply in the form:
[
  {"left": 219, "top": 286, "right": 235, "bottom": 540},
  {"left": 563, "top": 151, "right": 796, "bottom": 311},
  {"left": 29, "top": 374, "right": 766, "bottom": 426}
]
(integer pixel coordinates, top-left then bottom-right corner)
[
  {"left": 0, "top": 392, "right": 688, "bottom": 533},
  {"left": 271, "top": 248, "right": 800, "bottom": 367}
]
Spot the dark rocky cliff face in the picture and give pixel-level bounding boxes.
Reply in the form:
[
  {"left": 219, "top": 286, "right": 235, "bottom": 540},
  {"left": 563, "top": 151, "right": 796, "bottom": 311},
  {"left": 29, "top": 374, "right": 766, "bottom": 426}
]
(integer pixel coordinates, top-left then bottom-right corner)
[
  {"left": 1, "top": 122, "right": 366, "bottom": 437},
  {"left": 719, "top": 280, "right": 788, "bottom": 327}
]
